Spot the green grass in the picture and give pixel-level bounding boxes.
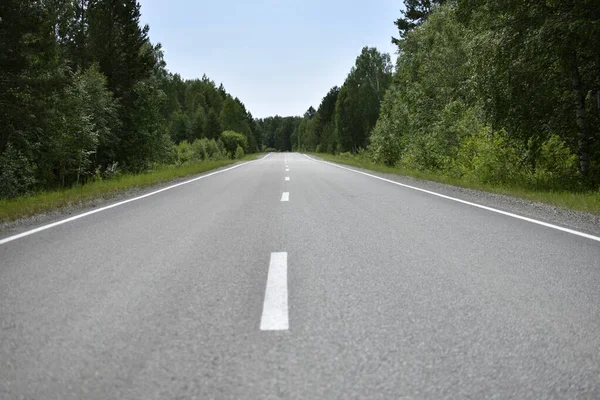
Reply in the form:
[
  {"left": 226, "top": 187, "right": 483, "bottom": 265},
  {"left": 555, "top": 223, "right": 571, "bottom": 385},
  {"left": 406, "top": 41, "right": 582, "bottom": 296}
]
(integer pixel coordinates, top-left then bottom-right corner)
[
  {"left": 308, "top": 152, "right": 600, "bottom": 215},
  {"left": 0, "top": 153, "right": 265, "bottom": 223}
]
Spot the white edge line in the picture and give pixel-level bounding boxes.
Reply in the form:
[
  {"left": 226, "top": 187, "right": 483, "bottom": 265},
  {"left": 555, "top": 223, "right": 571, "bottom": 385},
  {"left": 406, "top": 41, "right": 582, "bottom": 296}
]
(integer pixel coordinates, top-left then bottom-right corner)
[
  {"left": 303, "top": 154, "right": 600, "bottom": 243},
  {"left": 260, "top": 252, "right": 289, "bottom": 331},
  {"left": 0, "top": 153, "right": 272, "bottom": 245}
]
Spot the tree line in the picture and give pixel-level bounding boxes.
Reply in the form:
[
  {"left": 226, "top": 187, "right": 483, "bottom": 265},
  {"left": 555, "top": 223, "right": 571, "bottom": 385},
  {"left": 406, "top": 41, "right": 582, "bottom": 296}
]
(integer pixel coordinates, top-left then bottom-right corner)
[
  {"left": 259, "top": 46, "right": 393, "bottom": 156},
  {"left": 3, "top": 0, "right": 598, "bottom": 199},
  {"left": 0, "top": 0, "right": 260, "bottom": 199},
  {"left": 282, "top": 0, "right": 599, "bottom": 191}
]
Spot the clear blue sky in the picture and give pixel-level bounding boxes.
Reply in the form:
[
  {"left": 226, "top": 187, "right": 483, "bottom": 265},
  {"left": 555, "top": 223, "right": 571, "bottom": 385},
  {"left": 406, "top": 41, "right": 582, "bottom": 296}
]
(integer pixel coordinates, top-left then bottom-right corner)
[{"left": 138, "top": 0, "right": 400, "bottom": 118}]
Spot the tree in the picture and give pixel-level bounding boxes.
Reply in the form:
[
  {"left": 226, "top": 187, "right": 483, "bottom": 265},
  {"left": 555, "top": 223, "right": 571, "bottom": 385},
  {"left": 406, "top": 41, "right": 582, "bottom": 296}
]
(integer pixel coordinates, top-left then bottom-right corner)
[
  {"left": 190, "top": 107, "right": 206, "bottom": 140},
  {"left": 304, "top": 106, "right": 316, "bottom": 119},
  {"left": 220, "top": 97, "right": 251, "bottom": 136},
  {"left": 457, "top": 0, "right": 600, "bottom": 177},
  {"left": 314, "top": 86, "right": 340, "bottom": 153},
  {"left": 0, "top": 0, "right": 69, "bottom": 190},
  {"left": 392, "top": 0, "right": 446, "bottom": 45},
  {"left": 204, "top": 109, "right": 222, "bottom": 140},
  {"left": 169, "top": 111, "right": 189, "bottom": 143},
  {"left": 335, "top": 86, "right": 361, "bottom": 152},
  {"left": 335, "top": 47, "right": 392, "bottom": 153},
  {"left": 71, "top": 65, "right": 120, "bottom": 183},
  {"left": 0, "top": 0, "right": 260, "bottom": 199},
  {"left": 372, "top": 4, "right": 479, "bottom": 168},
  {"left": 87, "top": 0, "right": 159, "bottom": 171}
]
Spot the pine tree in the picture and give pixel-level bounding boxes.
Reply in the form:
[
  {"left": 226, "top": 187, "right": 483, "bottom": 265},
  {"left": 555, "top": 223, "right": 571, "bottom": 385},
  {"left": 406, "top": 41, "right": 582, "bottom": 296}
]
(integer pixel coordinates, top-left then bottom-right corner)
[{"left": 392, "top": 0, "right": 446, "bottom": 45}]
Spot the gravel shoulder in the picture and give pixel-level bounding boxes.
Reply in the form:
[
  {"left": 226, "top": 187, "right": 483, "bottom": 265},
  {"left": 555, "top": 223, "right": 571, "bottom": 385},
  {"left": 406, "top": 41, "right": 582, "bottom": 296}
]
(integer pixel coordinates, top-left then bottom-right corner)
[{"left": 312, "top": 156, "right": 600, "bottom": 238}]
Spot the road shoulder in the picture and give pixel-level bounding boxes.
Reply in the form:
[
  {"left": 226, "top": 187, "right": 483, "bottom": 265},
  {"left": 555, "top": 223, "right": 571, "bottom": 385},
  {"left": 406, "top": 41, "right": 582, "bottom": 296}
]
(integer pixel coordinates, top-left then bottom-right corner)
[{"left": 306, "top": 154, "right": 600, "bottom": 238}]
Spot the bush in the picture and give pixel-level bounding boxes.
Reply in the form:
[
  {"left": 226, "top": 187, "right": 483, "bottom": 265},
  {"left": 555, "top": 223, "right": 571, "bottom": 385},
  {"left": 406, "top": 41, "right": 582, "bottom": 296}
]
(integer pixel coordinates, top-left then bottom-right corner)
[
  {"left": 191, "top": 138, "right": 208, "bottom": 161},
  {"left": 0, "top": 143, "right": 37, "bottom": 199},
  {"left": 102, "top": 162, "right": 121, "bottom": 180},
  {"left": 370, "top": 118, "right": 404, "bottom": 166},
  {"left": 454, "top": 128, "right": 523, "bottom": 186},
  {"left": 527, "top": 134, "right": 580, "bottom": 190},
  {"left": 220, "top": 131, "right": 248, "bottom": 157},
  {"left": 204, "top": 138, "right": 219, "bottom": 159},
  {"left": 234, "top": 145, "right": 245, "bottom": 159},
  {"left": 175, "top": 138, "right": 231, "bottom": 163},
  {"left": 175, "top": 140, "right": 194, "bottom": 164},
  {"left": 216, "top": 139, "right": 226, "bottom": 159}
]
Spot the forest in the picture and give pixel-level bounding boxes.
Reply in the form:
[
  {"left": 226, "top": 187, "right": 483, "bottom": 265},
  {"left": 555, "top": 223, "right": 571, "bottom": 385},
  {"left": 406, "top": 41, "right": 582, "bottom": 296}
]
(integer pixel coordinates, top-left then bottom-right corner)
[
  {"left": 0, "top": 0, "right": 260, "bottom": 199},
  {"left": 278, "top": 0, "right": 600, "bottom": 192},
  {"left": 1, "top": 0, "right": 599, "bottom": 201}
]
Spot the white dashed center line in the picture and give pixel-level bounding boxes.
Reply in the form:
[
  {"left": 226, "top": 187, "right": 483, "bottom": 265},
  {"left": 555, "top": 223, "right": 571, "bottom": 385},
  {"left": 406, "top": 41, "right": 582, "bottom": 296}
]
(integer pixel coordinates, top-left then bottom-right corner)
[
  {"left": 281, "top": 192, "right": 289, "bottom": 202},
  {"left": 285, "top": 177, "right": 290, "bottom": 181},
  {"left": 260, "top": 252, "right": 289, "bottom": 331}
]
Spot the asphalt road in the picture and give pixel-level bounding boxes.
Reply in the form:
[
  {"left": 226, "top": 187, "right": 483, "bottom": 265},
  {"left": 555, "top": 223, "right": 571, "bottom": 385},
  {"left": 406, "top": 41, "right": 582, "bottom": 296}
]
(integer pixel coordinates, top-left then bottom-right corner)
[{"left": 1, "top": 153, "right": 599, "bottom": 399}]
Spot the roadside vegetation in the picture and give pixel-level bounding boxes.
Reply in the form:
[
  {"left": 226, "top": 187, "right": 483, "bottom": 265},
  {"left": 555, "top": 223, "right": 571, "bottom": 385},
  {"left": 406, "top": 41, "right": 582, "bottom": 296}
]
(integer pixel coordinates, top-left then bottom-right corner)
[
  {"left": 1, "top": 0, "right": 263, "bottom": 218},
  {"left": 0, "top": 152, "right": 264, "bottom": 224},
  {"left": 2, "top": 0, "right": 599, "bottom": 219},
  {"left": 260, "top": 1, "right": 600, "bottom": 214},
  {"left": 310, "top": 151, "right": 600, "bottom": 215}
]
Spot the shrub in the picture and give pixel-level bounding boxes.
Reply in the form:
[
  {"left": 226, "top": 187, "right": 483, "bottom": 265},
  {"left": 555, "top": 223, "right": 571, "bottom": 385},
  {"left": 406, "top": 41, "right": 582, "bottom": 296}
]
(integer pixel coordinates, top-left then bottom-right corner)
[
  {"left": 0, "top": 143, "right": 37, "bottom": 199},
  {"left": 175, "top": 140, "right": 193, "bottom": 164},
  {"left": 370, "top": 119, "right": 404, "bottom": 166},
  {"left": 454, "top": 128, "right": 522, "bottom": 186},
  {"left": 220, "top": 131, "right": 248, "bottom": 157},
  {"left": 234, "top": 145, "right": 245, "bottom": 159},
  {"left": 528, "top": 134, "right": 580, "bottom": 190},
  {"left": 205, "top": 138, "right": 218, "bottom": 159},
  {"left": 216, "top": 139, "right": 226, "bottom": 159},
  {"left": 191, "top": 138, "right": 208, "bottom": 161}
]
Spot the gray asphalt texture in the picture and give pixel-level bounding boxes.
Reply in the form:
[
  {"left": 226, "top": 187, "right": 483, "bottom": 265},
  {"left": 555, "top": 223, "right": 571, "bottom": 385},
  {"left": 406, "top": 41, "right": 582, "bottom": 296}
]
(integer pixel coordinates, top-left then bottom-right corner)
[{"left": 1, "top": 153, "right": 599, "bottom": 399}]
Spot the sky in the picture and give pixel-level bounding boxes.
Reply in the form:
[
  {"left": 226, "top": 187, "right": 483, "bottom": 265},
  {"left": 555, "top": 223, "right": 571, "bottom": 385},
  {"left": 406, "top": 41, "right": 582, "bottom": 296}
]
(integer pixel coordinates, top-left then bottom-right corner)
[{"left": 138, "top": 0, "right": 400, "bottom": 118}]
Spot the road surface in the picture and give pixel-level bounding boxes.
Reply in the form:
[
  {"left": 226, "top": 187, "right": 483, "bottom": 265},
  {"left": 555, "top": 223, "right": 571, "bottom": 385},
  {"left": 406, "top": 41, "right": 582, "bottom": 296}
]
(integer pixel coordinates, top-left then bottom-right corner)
[{"left": 1, "top": 153, "right": 599, "bottom": 399}]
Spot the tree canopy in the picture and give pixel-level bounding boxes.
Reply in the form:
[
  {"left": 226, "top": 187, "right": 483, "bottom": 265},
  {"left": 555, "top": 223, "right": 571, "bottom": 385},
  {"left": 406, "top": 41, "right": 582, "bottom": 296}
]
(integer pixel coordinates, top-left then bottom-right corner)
[
  {"left": 273, "top": 0, "right": 599, "bottom": 192},
  {"left": 3, "top": 0, "right": 598, "bottom": 198},
  {"left": 0, "top": 0, "right": 260, "bottom": 198}
]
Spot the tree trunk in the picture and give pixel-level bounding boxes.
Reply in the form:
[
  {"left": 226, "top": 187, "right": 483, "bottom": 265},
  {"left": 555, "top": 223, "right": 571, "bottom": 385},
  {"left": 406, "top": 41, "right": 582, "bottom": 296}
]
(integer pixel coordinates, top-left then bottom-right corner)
[{"left": 571, "top": 51, "right": 589, "bottom": 176}]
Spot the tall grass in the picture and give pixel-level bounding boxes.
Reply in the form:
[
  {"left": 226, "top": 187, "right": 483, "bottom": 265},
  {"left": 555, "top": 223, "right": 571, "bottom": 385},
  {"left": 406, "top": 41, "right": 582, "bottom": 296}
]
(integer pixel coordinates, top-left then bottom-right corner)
[{"left": 0, "top": 154, "right": 264, "bottom": 223}]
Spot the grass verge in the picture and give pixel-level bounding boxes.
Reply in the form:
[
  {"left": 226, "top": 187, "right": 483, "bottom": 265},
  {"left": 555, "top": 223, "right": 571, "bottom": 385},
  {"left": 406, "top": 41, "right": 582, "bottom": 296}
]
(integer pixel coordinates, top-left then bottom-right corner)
[
  {"left": 0, "top": 153, "right": 265, "bottom": 224},
  {"left": 308, "top": 152, "right": 600, "bottom": 215}
]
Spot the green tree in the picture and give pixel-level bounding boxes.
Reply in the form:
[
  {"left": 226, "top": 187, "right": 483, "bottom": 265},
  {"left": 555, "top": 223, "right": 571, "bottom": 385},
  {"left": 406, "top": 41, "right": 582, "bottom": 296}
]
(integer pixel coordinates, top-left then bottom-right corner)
[
  {"left": 372, "top": 5, "right": 473, "bottom": 168},
  {"left": 392, "top": 0, "right": 446, "bottom": 45},
  {"left": 457, "top": 0, "right": 600, "bottom": 177},
  {"left": 87, "top": 0, "right": 159, "bottom": 171},
  {"left": 315, "top": 86, "right": 340, "bottom": 153},
  {"left": 335, "top": 47, "right": 392, "bottom": 153},
  {"left": 204, "top": 109, "right": 222, "bottom": 140},
  {"left": 220, "top": 97, "right": 251, "bottom": 135}
]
